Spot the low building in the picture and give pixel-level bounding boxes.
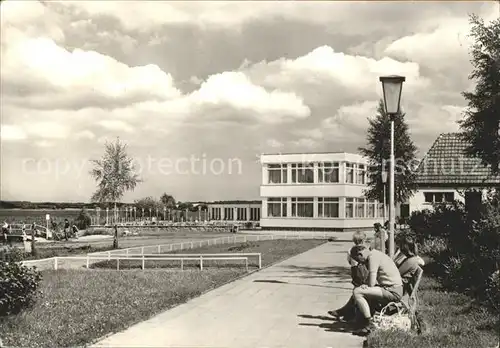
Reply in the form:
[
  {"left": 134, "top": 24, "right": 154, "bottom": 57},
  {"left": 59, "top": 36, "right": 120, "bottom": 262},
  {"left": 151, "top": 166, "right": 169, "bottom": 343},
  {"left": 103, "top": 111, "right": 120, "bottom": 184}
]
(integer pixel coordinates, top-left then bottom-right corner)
[
  {"left": 259, "top": 152, "right": 384, "bottom": 231},
  {"left": 207, "top": 200, "right": 261, "bottom": 223},
  {"left": 410, "top": 133, "right": 500, "bottom": 213}
]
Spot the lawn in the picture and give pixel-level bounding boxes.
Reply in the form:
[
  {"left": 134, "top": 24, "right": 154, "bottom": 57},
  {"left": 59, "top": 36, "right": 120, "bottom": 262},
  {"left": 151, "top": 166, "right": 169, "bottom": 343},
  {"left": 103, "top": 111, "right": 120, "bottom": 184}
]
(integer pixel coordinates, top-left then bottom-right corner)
[
  {"left": 91, "top": 238, "right": 323, "bottom": 270},
  {"left": 365, "top": 275, "right": 499, "bottom": 348},
  {"left": 0, "top": 239, "right": 325, "bottom": 348}
]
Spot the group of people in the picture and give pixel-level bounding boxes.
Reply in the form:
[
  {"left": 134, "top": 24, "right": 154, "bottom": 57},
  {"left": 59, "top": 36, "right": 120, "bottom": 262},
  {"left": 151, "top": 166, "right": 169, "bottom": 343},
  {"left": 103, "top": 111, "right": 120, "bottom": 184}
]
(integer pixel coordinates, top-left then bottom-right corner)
[{"left": 328, "top": 224, "right": 425, "bottom": 336}]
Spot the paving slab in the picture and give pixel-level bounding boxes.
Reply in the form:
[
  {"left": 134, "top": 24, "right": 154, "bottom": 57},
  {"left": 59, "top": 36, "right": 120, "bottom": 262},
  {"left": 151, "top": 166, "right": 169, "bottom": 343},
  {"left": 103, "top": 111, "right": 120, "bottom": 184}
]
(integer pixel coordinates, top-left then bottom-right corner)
[{"left": 91, "top": 241, "right": 364, "bottom": 348}]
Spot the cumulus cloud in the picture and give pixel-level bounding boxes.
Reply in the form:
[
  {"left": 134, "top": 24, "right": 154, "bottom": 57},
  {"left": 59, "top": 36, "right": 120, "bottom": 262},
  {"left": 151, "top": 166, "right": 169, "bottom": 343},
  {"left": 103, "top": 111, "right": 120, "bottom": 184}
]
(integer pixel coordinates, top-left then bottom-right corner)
[
  {"left": 1, "top": 125, "right": 27, "bottom": 141},
  {"left": 97, "top": 120, "right": 134, "bottom": 133},
  {"left": 1, "top": 37, "right": 181, "bottom": 110}
]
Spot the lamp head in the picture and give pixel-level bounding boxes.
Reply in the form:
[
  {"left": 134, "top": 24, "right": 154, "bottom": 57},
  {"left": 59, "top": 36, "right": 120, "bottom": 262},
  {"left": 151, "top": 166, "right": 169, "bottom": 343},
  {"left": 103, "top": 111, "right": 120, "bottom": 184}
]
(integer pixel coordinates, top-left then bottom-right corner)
[{"left": 379, "top": 75, "right": 405, "bottom": 116}]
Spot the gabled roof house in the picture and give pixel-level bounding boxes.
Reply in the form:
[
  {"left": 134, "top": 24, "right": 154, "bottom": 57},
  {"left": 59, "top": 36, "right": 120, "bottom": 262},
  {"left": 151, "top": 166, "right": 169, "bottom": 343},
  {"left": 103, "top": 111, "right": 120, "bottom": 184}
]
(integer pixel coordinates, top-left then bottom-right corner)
[{"left": 409, "top": 132, "right": 500, "bottom": 213}]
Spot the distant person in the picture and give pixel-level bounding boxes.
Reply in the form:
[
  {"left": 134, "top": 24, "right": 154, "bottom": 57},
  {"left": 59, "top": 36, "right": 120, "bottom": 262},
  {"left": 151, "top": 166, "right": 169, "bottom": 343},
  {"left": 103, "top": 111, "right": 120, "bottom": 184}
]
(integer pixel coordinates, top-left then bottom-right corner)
[
  {"left": 72, "top": 224, "right": 79, "bottom": 239},
  {"left": 372, "top": 223, "right": 388, "bottom": 253},
  {"left": 64, "top": 219, "right": 70, "bottom": 241},
  {"left": 2, "top": 221, "right": 8, "bottom": 245}
]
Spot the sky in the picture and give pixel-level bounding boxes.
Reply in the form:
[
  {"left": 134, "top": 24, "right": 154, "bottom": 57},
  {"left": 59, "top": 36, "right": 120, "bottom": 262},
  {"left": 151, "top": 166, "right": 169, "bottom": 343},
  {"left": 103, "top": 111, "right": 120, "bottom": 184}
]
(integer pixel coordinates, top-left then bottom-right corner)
[{"left": 0, "top": 0, "right": 499, "bottom": 203}]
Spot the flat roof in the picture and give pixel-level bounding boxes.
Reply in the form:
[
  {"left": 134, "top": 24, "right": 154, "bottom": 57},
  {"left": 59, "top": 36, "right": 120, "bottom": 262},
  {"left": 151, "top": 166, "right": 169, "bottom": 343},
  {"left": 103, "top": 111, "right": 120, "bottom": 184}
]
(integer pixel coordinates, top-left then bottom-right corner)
[{"left": 261, "top": 151, "right": 353, "bottom": 156}]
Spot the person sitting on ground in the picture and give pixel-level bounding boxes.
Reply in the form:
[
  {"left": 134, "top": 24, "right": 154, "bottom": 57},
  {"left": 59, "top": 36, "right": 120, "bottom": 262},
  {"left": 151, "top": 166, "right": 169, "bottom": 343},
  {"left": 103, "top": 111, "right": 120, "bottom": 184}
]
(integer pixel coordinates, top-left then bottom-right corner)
[
  {"left": 349, "top": 245, "right": 404, "bottom": 336},
  {"left": 328, "top": 231, "right": 370, "bottom": 320}
]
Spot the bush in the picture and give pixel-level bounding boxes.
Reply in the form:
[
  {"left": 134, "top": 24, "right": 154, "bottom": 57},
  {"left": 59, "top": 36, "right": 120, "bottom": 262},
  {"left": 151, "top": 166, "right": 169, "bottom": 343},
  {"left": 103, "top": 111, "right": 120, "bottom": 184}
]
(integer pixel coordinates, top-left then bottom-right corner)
[
  {"left": 0, "top": 248, "right": 42, "bottom": 316},
  {"left": 408, "top": 192, "right": 500, "bottom": 312},
  {"left": 75, "top": 209, "right": 92, "bottom": 230}
]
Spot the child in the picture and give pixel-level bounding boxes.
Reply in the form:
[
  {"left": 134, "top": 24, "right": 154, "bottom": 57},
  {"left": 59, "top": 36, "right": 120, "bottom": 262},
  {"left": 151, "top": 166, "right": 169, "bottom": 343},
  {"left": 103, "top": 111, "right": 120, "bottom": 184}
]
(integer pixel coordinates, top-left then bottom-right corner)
[{"left": 347, "top": 231, "right": 369, "bottom": 286}]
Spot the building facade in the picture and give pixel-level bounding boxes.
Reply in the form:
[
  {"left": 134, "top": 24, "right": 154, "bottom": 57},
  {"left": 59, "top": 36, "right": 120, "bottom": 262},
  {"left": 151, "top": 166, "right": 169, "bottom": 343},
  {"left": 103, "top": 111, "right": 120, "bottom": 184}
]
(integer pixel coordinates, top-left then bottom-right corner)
[
  {"left": 410, "top": 133, "right": 500, "bottom": 214},
  {"left": 207, "top": 201, "right": 261, "bottom": 223},
  {"left": 260, "top": 152, "right": 384, "bottom": 231}
]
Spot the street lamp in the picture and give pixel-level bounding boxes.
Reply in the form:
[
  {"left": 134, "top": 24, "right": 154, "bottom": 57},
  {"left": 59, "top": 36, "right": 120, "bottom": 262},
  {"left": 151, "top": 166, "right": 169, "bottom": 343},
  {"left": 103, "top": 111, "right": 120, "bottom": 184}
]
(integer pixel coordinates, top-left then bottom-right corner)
[{"left": 379, "top": 75, "right": 405, "bottom": 258}]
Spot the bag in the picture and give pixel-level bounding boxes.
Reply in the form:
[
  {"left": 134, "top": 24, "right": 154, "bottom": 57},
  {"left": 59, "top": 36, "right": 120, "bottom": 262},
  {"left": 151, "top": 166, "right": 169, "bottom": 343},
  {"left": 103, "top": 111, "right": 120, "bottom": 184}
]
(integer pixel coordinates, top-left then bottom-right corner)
[
  {"left": 351, "top": 263, "right": 369, "bottom": 287},
  {"left": 372, "top": 302, "right": 412, "bottom": 332}
]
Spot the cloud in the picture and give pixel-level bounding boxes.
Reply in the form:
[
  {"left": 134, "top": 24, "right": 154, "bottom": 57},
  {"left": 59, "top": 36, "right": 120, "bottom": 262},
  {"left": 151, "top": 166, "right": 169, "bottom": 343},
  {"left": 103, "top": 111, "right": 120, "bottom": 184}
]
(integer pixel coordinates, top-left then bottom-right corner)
[
  {"left": 97, "top": 120, "right": 134, "bottom": 133},
  {"left": 1, "top": 125, "right": 27, "bottom": 141},
  {"left": 74, "top": 130, "right": 96, "bottom": 140},
  {"left": 266, "top": 139, "right": 284, "bottom": 149},
  {"left": 1, "top": 37, "right": 181, "bottom": 110},
  {"left": 24, "top": 122, "right": 70, "bottom": 139},
  {"left": 185, "top": 72, "right": 310, "bottom": 124}
]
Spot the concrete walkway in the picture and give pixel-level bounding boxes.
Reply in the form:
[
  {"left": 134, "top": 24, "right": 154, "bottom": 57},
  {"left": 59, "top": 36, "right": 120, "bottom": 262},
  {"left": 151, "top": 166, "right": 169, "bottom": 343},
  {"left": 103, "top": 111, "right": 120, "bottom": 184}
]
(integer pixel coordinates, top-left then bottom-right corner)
[{"left": 92, "top": 241, "right": 364, "bottom": 348}]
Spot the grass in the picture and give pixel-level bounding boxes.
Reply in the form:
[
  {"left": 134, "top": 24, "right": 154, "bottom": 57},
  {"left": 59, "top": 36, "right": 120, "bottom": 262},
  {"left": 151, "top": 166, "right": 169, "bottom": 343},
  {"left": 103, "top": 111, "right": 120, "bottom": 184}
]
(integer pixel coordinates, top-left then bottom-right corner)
[
  {"left": 0, "top": 239, "right": 325, "bottom": 348},
  {"left": 365, "top": 275, "right": 499, "bottom": 348}
]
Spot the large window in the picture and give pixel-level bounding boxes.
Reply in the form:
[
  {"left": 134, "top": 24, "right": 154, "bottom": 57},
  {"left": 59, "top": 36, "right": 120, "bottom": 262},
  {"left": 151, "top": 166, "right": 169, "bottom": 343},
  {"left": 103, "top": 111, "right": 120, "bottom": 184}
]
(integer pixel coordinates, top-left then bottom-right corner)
[
  {"left": 345, "top": 198, "right": 354, "bottom": 218},
  {"left": 211, "top": 207, "right": 221, "bottom": 220},
  {"left": 291, "top": 163, "right": 314, "bottom": 183},
  {"left": 268, "top": 164, "right": 287, "bottom": 184},
  {"left": 224, "top": 207, "right": 234, "bottom": 220},
  {"left": 356, "top": 198, "right": 365, "bottom": 218},
  {"left": 345, "top": 162, "right": 367, "bottom": 184},
  {"left": 345, "top": 163, "right": 354, "bottom": 183},
  {"left": 356, "top": 164, "right": 366, "bottom": 184},
  {"left": 267, "top": 197, "right": 287, "bottom": 217},
  {"left": 367, "top": 200, "right": 376, "bottom": 218},
  {"left": 318, "top": 162, "right": 340, "bottom": 183},
  {"left": 237, "top": 207, "right": 247, "bottom": 221},
  {"left": 378, "top": 203, "right": 385, "bottom": 219},
  {"left": 345, "top": 198, "right": 373, "bottom": 218},
  {"left": 318, "top": 197, "right": 340, "bottom": 218},
  {"left": 291, "top": 197, "right": 314, "bottom": 217},
  {"left": 250, "top": 207, "right": 261, "bottom": 221},
  {"left": 424, "top": 192, "right": 455, "bottom": 203}
]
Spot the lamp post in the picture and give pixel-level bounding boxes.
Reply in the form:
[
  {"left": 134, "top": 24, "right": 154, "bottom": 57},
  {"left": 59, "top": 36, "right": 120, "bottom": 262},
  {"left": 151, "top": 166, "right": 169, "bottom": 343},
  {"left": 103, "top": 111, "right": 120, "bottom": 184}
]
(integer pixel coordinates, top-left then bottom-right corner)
[
  {"left": 379, "top": 75, "right": 405, "bottom": 258},
  {"left": 381, "top": 170, "right": 388, "bottom": 255}
]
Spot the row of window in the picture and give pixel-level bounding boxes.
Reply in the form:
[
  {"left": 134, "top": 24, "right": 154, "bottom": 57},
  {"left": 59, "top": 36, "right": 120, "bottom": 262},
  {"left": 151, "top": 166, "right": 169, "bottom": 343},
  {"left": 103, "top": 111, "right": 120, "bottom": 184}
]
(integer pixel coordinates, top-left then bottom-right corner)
[
  {"left": 267, "top": 197, "right": 382, "bottom": 219},
  {"left": 267, "top": 162, "right": 366, "bottom": 185},
  {"left": 210, "top": 207, "right": 261, "bottom": 221},
  {"left": 424, "top": 192, "right": 455, "bottom": 203}
]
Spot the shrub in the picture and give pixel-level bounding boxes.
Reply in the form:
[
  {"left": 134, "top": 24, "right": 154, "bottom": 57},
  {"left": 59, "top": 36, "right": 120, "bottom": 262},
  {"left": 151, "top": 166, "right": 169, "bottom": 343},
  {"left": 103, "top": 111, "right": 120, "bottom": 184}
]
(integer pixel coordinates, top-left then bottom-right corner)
[
  {"left": 75, "top": 209, "right": 92, "bottom": 230},
  {"left": 0, "top": 248, "right": 42, "bottom": 316}
]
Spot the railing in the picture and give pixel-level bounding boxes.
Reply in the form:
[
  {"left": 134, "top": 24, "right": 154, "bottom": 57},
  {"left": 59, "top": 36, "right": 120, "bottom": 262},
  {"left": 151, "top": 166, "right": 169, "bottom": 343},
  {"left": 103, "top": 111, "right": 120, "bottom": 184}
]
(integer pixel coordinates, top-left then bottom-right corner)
[
  {"left": 21, "top": 232, "right": 331, "bottom": 270},
  {"left": 22, "top": 255, "right": 253, "bottom": 272},
  {"left": 107, "top": 253, "right": 262, "bottom": 269}
]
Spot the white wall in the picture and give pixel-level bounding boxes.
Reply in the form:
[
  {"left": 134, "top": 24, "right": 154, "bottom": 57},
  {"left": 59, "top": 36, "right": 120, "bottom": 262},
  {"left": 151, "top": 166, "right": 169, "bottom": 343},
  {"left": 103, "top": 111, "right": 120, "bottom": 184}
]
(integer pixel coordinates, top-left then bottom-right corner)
[
  {"left": 260, "top": 217, "right": 381, "bottom": 230},
  {"left": 260, "top": 183, "right": 366, "bottom": 198}
]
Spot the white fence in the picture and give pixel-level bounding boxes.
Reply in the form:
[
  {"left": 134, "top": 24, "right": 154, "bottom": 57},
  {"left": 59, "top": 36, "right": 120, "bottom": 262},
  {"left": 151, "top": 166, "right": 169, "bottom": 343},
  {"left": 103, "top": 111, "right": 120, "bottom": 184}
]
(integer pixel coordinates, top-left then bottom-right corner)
[{"left": 20, "top": 232, "right": 329, "bottom": 271}]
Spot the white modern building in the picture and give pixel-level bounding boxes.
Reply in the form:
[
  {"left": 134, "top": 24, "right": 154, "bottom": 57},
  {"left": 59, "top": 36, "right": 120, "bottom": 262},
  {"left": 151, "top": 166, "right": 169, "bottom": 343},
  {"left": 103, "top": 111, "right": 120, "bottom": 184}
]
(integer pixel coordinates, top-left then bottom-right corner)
[{"left": 260, "top": 152, "right": 384, "bottom": 231}]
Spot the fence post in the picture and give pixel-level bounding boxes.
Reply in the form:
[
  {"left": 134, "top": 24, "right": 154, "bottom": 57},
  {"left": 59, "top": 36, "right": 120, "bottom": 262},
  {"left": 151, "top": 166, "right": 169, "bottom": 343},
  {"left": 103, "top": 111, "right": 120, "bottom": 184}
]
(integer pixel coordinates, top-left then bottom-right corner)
[
  {"left": 158, "top": 245, "right": 161, "bottom": 254},
  {"left": 107, "top": 251, "right": 111, "bottom": 261},
  {"left": 126, "top": 249, "right": 129, "bottom": 256},
  {"left": 86, "top": 255, "right": 90, "bottom": 269},
  {"left": 142, "top": 256, "right": 145, "bottom": 270},
  {"left": 169, "top": 244, "right": 173, "bottom": 251},
  {"left": 244, "top": 236, "right": 247, "bottom": 243},
  {"left": 141, "top": 247, "right": 145, "bottom": 255},
  {"left": 258, "top": 254, "right": 262, "bottom": 269},
  {"left": 245, "top": 258, "right": 248, "bottom": 272},
  {"left": 117, "top": 259, "right": 120, "bottom": 271},
  {"left": 191, "top": 242, "right": 194, "bottom": 249},
  {"left": 181, "top": 259, "right": 184, "bottom": 271},
  {"left": 54, "top": 257, "right": 58, "bottom": 270},
  {"left": 200, "top": 256, "right": 203, "bottom": 270}
]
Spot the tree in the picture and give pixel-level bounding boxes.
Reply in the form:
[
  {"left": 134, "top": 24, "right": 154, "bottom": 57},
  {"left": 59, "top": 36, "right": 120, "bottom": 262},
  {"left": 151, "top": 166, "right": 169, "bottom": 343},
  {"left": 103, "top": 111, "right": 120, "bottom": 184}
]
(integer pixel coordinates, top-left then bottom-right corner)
[
  {"left": 134, "top": 197, "right": 160, "bottom": 217},
  {"left": 459, "top": 14, "right": 500, "bottom": 174},
  {"left": 89, "top": 137, "right": 142, "bottom": 228},
  {"left": 358, "top": 99, "right": 418, "bottom": 205},
  {"left": 160, "top": 193, "right": 176, "bottom": 209}
]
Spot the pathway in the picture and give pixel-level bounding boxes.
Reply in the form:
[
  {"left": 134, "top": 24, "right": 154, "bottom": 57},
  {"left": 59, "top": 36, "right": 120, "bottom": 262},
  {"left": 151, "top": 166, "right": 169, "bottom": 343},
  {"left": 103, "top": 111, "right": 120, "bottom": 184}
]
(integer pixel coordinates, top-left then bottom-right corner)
[{"left": 92, "top": 241, "right": 364, "bottom": 348}]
